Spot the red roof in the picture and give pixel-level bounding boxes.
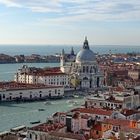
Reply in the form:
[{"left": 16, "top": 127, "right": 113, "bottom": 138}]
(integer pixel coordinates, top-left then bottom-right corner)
[
  {"left": 49, "top": 132, "right": 86, "bottom": 140},
  {"left": 103, "top": 119, "right": 134, "bottom": 127},
  {"left": 31, "top": 122, "right": 65, "bottom": 132},
  {"left": 20, "top": 67, "right": 67, "bottom": 76},
  {"left": 71, "top": 108, "right": 113, "bottom": 116},
  {"left": 121, "top": 109, "right": 140, "bottom": 116},
  {"left": 0, "top": 81, "right": 63, "bottom": 91},
  {"left": 53, "top": 112, "right": 66, "bottom": 117}
]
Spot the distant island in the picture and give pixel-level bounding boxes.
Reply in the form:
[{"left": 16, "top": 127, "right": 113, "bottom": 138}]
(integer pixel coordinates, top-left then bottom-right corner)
[
  {"left": 0, "top": 53, "right": 60, "bottom": 63},
  {"left": 0, "top": 47, "right": 77, "bottom": 64},
  {"left": 0, "top": 50, "right": 139, "bottom": 64}
]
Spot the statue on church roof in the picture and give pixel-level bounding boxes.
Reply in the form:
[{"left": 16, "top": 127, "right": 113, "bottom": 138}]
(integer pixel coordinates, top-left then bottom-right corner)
[{"left": 83, "top": 36, "right": 89, "bottom": 50}]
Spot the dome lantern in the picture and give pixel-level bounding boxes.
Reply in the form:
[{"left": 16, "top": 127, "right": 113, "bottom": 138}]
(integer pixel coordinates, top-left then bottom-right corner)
[{"left": 76, "top": 37, "right": 96, "bottom": 63}]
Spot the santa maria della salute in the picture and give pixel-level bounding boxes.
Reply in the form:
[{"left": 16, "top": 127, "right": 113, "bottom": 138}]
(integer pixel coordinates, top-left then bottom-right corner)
[
  {"left": 14, "top": 37, "right": 104, "bottom": 92},
  {"left": 60, "top": 37, "right": 104, "bottom": 89}
]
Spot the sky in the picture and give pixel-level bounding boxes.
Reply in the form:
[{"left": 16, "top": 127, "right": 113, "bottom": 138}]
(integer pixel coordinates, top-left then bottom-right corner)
[{"left": 0, "top": 0, "right": 140, "bottom": 45}]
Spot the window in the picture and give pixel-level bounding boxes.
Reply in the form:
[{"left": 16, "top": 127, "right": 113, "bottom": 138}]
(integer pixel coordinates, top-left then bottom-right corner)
[
  {"left": 20, "top": 95, "right": 22, "bottom": 99},
  {"left": 3, "top": 94, "right": 5, "bottom": 99},
  {"left": 55, "top": 89, "right": 57, "bottom": 94},
  {"left": 35, "top": 134, "right": 38, "bottom": 140},
  {"left": 9, "top": 96, "right": 12, "bottom": 100},
  {"left": 29, "top": 133, "right": 32, "bottom": 139},
  {"left": 30, "top": 94, "right": 32, "bottom": 99},
  {"left": 83, "top": 66, "right": 85, "bottom": 73},
  {"left": 96, "top": 131, "right": 99, "bottom": 135}
]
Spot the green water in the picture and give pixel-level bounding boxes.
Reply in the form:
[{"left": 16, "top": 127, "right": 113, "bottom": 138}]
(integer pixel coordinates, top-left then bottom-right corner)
[
  {"left": 0, "top": 63, "right": 59, "bottom": 81},
  {"left": 0, "top": 98, "right": 84, "bottom": 132}
]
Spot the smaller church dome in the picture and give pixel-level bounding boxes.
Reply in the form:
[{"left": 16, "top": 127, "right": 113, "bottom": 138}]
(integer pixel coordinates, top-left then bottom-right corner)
[{"left": 76, "top": 37, "right": 96, "bottom": 63}]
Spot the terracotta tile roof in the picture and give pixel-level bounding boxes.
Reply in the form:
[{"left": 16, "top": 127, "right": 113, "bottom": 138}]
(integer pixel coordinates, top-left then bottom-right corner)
[
  {"left": 21, "top": 67, "right": 67, "bottom": 76},
  {"left": 121, "top": 127, "right": 140, "bottom": 134},
  {"left": 121, "top": 109, "right": 140, "bottom": 116},
  {"left": 0, "top": 81, "right": 63, "bottom": 91},
  {"left": 30, "top": 123, "right": 65, "bottom": 132},
  {"left": 49, "top": 132, "right": 86, "bottom": 140},
  {"left": 81, "top": 114, "right": 90, "bottom": 119},
  {"left": 71, "top": 108, "right": 113, "bottom": 116},
  {"left": 93, "top": 123, "right": 102, "bottom": 131},
  {"left": 53, "top": 112, "right": 66, "bottom": 117},
  {"left": 103, "top": 119, "right": 133, "bottom": 127}
]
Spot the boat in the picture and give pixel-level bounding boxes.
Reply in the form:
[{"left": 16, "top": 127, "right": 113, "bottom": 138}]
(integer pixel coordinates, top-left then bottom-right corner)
[
  {"left": 67, "top": 100, "right": 80, "bottom": 106},
  {"left": 30, "top": 120, "right": 41, "bottom": 124},
  {"left": 66, "top": 100, "right": 76, "bottom": 104},
  {"left": 74, "top": 95, "right": 79, "bottom": 98},
  {"left": 73, "top": 101, "right": 80, "bottom": 106},
  {"left": 44, "top": 101, "right": 52, "bottom": 105},
  {"left": 38, "top": 108, "right": 45, "bottom": 111}
]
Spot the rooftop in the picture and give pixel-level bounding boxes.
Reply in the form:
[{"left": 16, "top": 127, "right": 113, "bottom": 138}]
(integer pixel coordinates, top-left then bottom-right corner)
[
  {"left": 49, "top": 132, "right": 86, "bottom": 140},
  {"left": 71, "top": 107, "right": 113, "bottom": 116},
  {"left": 30, "top": 122, "right": 65, "bottom": 133},
  {"left": 19, "top": 66, "right": 67, "bottom": 76},
  {"left": 121, "top": 109, "right": 140, "bottom": 116},
  {"left": 103, "top": 119, "right": 135, "bottom": 127},
  {"left": 0, "top": 81, "right": 63, "bottom": 91}
]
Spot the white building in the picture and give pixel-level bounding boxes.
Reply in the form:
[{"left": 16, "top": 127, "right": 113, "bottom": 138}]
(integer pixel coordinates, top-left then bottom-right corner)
[
  {"left": 15, "top": 37, "right": 103, "bottom": 90},
  {"left": 85, "top": 91, "right": 140, "bottom": 109},
  {"left": 60, "top": 37, "right": 104, "bottom": 89},
  {"left": 0, "top": 82, "right": 64, "bottom": 101},
  {"left": 15, "top": 66, "right": 70, "bottom": 89}
]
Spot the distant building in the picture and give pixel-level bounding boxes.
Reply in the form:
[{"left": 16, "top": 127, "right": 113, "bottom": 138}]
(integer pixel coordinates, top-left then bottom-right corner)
[
  {"left": 85, "top": 91, "right": 140, "bottom": 109},
  {"left": 0, "top": 82, "right": 64, "bottom": 101},
  {"left": 128, "top": 70, "right": 140, "bottom": 80}
]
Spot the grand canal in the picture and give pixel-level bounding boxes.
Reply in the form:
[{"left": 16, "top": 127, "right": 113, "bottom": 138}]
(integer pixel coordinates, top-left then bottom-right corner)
[
  {"left": 0, "top": 62, "right": 84, "bottom": 132},
  {"left": 0, "top": 98, "right": 84, "bottom": 132}
]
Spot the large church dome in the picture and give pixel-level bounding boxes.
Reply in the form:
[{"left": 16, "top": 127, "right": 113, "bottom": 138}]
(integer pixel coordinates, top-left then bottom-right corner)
[{"left": 76, "top": 37, "right": 96, "bottom": 63}]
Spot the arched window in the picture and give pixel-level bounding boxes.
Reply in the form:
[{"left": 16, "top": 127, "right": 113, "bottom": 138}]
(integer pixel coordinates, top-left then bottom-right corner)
[
  {"left": 86, "top": 66, "right": 89, "bottom": 73},
  {"left": 90, "top": 67, "right": 93, "bottom": 73},
  {"left": 83, "top": 77, "right": 88, "bottom": 80},
  {"left": 83, "top": 66, "right": 85, "bottom": 73}
]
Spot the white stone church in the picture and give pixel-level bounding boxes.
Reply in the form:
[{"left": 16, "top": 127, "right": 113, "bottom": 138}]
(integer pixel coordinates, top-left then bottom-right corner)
[{"left": 60, "top": 37, "right": 104, "bottom": 89}]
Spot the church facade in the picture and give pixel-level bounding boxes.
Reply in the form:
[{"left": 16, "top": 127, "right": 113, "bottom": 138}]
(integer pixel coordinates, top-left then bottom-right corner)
[{"left": 60, "top": 37, "right": 104, "bottom": 89}]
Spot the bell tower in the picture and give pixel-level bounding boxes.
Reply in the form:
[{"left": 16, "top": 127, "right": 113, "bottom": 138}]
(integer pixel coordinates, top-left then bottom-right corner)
[{"left": 60, "top": 49, "right": 65, "bottom": 72}]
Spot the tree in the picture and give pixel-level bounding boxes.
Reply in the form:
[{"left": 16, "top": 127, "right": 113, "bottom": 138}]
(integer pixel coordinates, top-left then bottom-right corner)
[{"left": 70, "top": 76, "right": 80, "bottom": 90}]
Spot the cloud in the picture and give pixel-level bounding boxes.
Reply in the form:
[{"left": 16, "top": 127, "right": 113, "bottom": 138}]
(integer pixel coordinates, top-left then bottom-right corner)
[
  {"left": 0, "top": 0, "right": 140, "bottom": 22},
  {"left": 0, "top": 0, "right": 22, "bottom": 7}
]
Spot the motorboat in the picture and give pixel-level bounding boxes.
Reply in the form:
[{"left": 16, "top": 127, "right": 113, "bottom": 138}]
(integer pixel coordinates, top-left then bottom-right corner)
[
  {"left": 73, "top": 101, "right": 80, "bottom": 106},
  {"left": 66, "top": 100, "right": 76, "bottom": 104},
  {"left": 30, "top": 120, "right": 41, "bottom": 124},
  {"left": 44, "top": 101, "right": 52, "bottom": 105},
  {"left": 38, "top": 108, "right": 45, "bottom": 111}
]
